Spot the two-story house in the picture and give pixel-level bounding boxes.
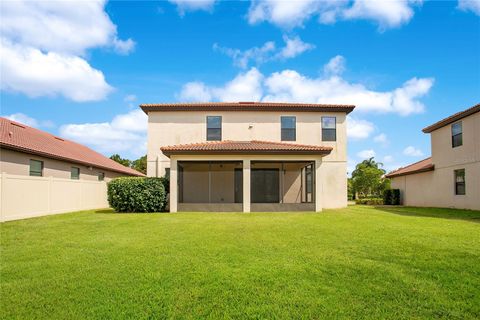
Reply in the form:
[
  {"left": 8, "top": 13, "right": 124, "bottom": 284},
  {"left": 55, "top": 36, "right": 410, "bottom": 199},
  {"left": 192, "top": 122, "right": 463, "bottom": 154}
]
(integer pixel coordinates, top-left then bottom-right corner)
[
  {"left": 386, "top": 103, "right": 479, "bottom": 210},
  {"left": 142, "top": 102, "right": 355, "bottom": 212}
]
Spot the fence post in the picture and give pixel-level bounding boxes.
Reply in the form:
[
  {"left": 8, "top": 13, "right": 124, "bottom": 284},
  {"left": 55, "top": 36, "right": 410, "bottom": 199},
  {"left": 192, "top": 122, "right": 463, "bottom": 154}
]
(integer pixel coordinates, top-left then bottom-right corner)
[
  {"left": 48, "top": 176, "right": 53, "bottom": 214},
  {"left": 0, "top": 173, "right": 6, "bottom": 222}
]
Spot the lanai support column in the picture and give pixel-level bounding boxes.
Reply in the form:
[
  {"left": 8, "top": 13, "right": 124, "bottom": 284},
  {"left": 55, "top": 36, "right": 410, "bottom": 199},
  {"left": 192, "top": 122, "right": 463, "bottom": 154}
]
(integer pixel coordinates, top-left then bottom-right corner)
[
  {"left": 243, "top": 159, "right": 251, "bottom": 213},
  {"left": 170, "top": 158, "right": 178, "bottom": 213},
  {"left": 315, "top": 159, "right": 323, "bottom": 212}
]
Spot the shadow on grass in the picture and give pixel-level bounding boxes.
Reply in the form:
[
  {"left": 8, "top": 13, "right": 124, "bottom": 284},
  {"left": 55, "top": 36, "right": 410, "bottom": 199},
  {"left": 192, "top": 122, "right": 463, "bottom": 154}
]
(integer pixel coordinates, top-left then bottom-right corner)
[{"left": 374, "top": 206, "right": 480, "bottom": 223}]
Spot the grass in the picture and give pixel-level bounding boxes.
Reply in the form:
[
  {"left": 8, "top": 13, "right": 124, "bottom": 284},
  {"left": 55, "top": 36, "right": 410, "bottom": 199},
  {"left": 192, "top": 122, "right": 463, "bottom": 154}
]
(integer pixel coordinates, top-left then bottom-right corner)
[{"left": 1, "top": 206, "right": 479, "bottom": 319}]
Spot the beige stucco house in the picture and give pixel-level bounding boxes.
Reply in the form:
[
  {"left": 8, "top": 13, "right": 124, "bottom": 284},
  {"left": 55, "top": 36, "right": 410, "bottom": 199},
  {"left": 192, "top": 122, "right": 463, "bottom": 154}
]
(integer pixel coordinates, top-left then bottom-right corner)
[
  {"left": 386, "top": 103, "right": 480, "bottom": 210},
  {"left": 0, "top": 117, "right": 143, "bottom": 221},
  {"left": 142, "top": 102, "right": 355, "bottom": 212}
]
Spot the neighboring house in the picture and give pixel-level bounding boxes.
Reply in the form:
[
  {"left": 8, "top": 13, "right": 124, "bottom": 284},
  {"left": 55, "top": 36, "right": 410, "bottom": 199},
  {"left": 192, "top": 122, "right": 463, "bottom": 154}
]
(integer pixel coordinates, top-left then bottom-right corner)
[
  {"left": 0, "top": 117, "right": 143, "bottom": 221},
  {"left": 386, "top": 104, "right": 480, "bottom": 210},
  {"left": 142, "top": 102, "right": 355, "bottom": 212},
  {"left": 0, "top": 117, "right": 143, "bottom": 180}
]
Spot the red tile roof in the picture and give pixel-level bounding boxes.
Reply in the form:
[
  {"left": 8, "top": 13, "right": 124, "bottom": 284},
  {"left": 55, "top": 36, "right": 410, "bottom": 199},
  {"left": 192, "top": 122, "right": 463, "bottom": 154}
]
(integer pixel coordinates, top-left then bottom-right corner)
[
  {"left": 385, "top": 157, "right": 434, "bottom": 178},
  {"left": 422, "top": 103, "right": 480, "bottom": 133},
  {"left": 141, "top": 102, "right": 355, "bottom": 114},
  {"left": 0, "top": 117, "right": 144, "bottom": 176},
  {"left": 161, "top": 140, "right": 333, "bottom": 157}
]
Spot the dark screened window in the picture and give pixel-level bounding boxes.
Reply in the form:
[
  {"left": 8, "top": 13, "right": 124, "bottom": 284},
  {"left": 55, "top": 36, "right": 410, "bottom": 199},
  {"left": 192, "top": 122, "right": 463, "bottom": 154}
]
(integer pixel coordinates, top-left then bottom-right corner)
[
  {"left": 71, "top": 167, "right": 80, "bottom": 180},
  {"left": 281, "top": 116, "right": 296, "bottom": 141},
  {"left": 452, "top": 122, "right": 462, "bottom": 148},
  {"left": 322, "top": 117, "right": 336, "bottom": 141},
  {"left": 29, "top": 159, "right": 43, "bottom": 176},
  {"left": 98, "top": 172, "right": 105, "bottom": 181},
  {"left": 454, "top": 169, "right": 465, "bottom": 195},
  {"left": 207, "top": 116, "right": 222, "bottom": 141}
]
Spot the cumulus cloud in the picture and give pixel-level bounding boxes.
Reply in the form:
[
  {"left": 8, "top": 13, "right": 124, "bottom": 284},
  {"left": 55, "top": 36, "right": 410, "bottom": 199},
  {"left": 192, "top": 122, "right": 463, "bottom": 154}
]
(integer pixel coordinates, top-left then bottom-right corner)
[
  {"left": 403, "top": 146, "right": 424, "bottom": 157},
  {"left": 247, "top": 0, "right": 422, "bottom": 29},
  {"left": 0, "top": 0, "right": 134, "bottom": 102},
  {"left": 323, "top": 55, "right": 346, "bottom": 76},
  {"left": 179, "top": 56, "right": 434, "bottom": 115},
  {"left": 60, "top": 110, "right": 147, "bottom": 157},
  {"left": 1, "top": 39, "right": 113, "bottom": 102},
  {"left": 374, "top": 133, "right": 389, "bottom": 146},
  {"left": 179, "top": 68, "right": 264, "bottom": 102},
  {"left": 458, "top": 0, "right": 480, "bottom": 15},
  {"left": 357, "top": 149, "right": 376, "bottom": 159},
  {"left": 3, "top": 113, "right": 39, "bottom": 128},
  {"left": 347, "top": 116, "right": 375, "bottom": 140},
  {"left": 169, "top": 0, "right": 217, "bottom": 15},
  {"left": 214, "top": 35, "right": 314, "bottom": 69}
]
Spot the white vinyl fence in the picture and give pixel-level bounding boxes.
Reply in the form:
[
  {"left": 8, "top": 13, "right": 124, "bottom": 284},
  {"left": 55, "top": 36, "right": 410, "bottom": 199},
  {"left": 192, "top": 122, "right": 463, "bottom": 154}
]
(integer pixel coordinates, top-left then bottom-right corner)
[{"left": 0, "top": 173, "right": 109, "bottom": 222}]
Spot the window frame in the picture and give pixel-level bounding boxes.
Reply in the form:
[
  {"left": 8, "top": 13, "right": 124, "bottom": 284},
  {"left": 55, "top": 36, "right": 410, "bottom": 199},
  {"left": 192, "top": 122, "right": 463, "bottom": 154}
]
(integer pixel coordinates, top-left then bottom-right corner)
[
  {"left": 29, "top": 159, "right": 43, "bottom": 177},
  {"left": 206, "top": 116, "right": 222, "bottom": 141},
  {"left": 322, "top": 116, "right": 337, "bottom": 142},
  {"left": 454, "top": 169, "right": 466, "bottom": 195},
  {"left": 71, "top": 167, "right": 80, "bottom": 180},
  {"left": 280, "top": 116, "right": 296, "bottom": 141},
  {"left": 451, "top": 122, "right": 463, "bottom": 148},
  {"left": 98, "top": 172, "right": 105, "bottom": 181}
]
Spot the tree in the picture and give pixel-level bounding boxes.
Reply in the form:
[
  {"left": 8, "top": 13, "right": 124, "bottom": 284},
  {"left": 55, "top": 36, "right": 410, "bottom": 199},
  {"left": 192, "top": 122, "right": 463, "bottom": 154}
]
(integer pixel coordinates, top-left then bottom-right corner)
[
  {"left": 351, "top": 157, "right": 390, "bottom": 198},
  {"left": 109, "top": 154, "right": 131, "bottom": 167},
  {"left": 131, "top": 155, "right": 147, "bottom": 174}
]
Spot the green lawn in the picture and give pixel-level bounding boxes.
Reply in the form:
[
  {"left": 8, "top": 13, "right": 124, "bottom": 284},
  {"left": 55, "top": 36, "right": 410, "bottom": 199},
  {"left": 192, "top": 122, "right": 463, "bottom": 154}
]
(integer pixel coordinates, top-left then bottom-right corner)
[{"left": 1, "top": 206, "right": 479, "bottom": 319}]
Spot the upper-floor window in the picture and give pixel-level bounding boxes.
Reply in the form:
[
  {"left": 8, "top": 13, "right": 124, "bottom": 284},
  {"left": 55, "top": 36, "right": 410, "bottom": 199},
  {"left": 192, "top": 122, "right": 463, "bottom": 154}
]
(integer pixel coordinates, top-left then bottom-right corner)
[
  {"left": 71, "top": 167, "right": 80, "bottom": 180},
  {"left": 281, "top": 116, "right": 296, "bottom": 141},
  {"left": 451, "top": 122, "right": 462, "bottom": 148},
  {"left": 29, "top": 159, "right": 43, "bottom": 177},
  {"left": 207, "top": 116, "right": 222, "bottom": 141},
  {"left": 98, "top": 172, "right": 105, "bottom": 181},
  {"left": 322, "top": 117, "right": 336, "bottom": 141},
  {"left": 454, "top": 169, "right": 465, "bottom": 195}
]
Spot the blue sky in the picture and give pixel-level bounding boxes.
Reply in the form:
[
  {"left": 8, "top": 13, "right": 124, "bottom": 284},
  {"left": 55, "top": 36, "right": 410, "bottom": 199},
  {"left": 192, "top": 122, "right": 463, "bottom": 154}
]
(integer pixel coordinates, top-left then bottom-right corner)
[{"left": 1, "top": 0, "right": 479, "bottom": 173}]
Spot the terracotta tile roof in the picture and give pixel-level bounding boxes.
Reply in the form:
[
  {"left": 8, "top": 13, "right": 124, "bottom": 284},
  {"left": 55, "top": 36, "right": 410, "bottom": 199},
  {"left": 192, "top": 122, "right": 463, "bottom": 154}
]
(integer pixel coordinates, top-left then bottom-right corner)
[
  {"left": 161, "top": 140, "right": 333, "bottom": 157},
  {"left": 140, "top": 102, "right": 355, "bottom": 114},
  {"left": 0, "top": 117, "right": 144, "bottom": 176},
  {"left": 385, "top": 157, "right": 434, "bottom": 178},
  {"left": 422, "top": 103, "right": 480, "bottom": 133}
]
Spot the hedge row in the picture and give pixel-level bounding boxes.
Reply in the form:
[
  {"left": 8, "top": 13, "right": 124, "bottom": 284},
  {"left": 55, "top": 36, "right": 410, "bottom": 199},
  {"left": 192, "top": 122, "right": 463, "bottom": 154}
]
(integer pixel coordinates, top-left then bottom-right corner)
[
  {"left": 383, "top": 189, "right": 401, "bottom": 205},
  {"left": 107, "top": 177, "right": 166, "bottom": 212},
  {"left": 355, "top": 198, "right": 383, "bottom": 205}
]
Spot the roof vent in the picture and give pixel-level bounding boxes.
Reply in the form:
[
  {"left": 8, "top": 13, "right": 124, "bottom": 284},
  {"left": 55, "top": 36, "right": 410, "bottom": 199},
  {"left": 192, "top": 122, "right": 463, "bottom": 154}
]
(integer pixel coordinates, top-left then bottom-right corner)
[
  {"left": 238, "top": 101, "right": 255, "bottom": 104},
  {"left": 11, "top": 122, "right": 25, "bottom": 128},
  {"left": 54, "top": 136, "right": 64, "bottom": 141}
]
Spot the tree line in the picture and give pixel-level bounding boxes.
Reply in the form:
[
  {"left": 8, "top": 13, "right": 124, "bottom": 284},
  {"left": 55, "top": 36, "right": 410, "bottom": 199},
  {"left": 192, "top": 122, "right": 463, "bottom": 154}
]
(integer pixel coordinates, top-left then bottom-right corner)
[{"left": 109, "top": 154, "right": 147, "bottom": 174}]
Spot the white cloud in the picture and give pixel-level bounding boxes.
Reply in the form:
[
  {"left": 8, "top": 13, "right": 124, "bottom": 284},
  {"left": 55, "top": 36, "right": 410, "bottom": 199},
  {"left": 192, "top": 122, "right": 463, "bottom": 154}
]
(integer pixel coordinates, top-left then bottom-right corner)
[
  {"left": 323, "top": 55, "right": 346, "bottom": 76},
  {"left": 247, "top": 0, "right": 422, "bottom": 29},
  {"left": 124, "top": 94, "right": 137, "bottom": 102},
  {"left": 60, "top": 110, "right": 147, "bottom": 157},
  {"left": 403, "top": 146, "right": 424, "bottom": 157},
  {"left": 383, "top": 155, "right": 394, "bottom": 163},
  {"left": 277, "top": 35, "right": 315, "bottom": 59},
  {"left": 357, "top": 149, "right": 376, "bottom": 159},
  {"left": 374, "top": 133, "right": 389, "bottom": 146},
  {"left": 179, "top": 68, "right": 264, "bottom": 102},
  {"left": 347, "top": 116, "right": 375, "bottom": 140},
  {"left": 458, "top": 0, "right": 480, "bottom": 15},
  {"left": 0, "top": 0, "right": 134, "bottom": 102},
  {"left": 214, "top": 35, "right": 313, "bottom": 69},
  {"left": 3, "top": 113, "right": 38, "bottom": 128},
  {"left": 213, "top": 41, "right": 276, "bottom": 69},
  {"left": 179, "top": 56, "right": 433, "bottom": 115},
  {"left": 1, "top": 39, "right": 113, "bottom": 102},
  {"left": 169, "top": 0, "right": 217, "bottom": 15}
]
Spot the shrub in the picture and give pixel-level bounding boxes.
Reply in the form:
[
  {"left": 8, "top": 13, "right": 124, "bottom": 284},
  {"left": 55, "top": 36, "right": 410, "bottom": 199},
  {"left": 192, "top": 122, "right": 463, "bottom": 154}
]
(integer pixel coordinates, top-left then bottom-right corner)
[
  {"left": 383, "top": 189, "right": 401, "bottom": 205},
  {"left": 107, "top": 177, "right": 166, "bottom": 213},
  {"left": 355, "top": 198, "right": 384, "bottom": 205}
]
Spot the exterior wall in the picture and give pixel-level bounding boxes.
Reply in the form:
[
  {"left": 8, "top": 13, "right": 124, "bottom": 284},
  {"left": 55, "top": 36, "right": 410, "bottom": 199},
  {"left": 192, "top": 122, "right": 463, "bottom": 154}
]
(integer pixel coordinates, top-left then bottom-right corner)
[
  {"left": 390, "top": 162, "right": 480, "bottom": 210},
  {"left": 1, "top": 148, "right": 124, "bottom": 182},
  {"left": 430, "top": 112, "right": 480, "bottom": 169},
  {"left": 0, "top": 173, "right": 109, "bottom": 222},
  {"left": 146, "top": 111, "right": 347, "bottom": 177}
]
